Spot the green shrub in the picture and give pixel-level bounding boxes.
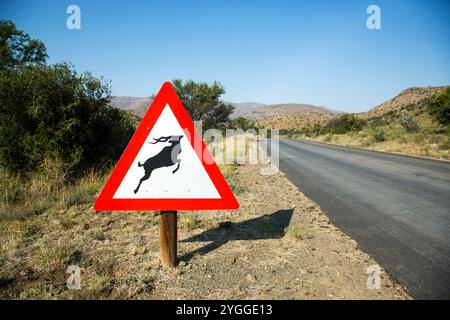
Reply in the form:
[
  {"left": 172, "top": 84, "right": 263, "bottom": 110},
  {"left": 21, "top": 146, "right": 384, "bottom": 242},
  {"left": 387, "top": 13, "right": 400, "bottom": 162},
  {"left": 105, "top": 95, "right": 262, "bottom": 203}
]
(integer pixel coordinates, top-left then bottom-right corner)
[
  {"left": 372, "top": 129, "right": 386, "bottom": 142},
  {"left": 369, "top": 117, "right": 387, "bottom": 128},
  {"left": 439, "top": 137, "right": 450, "bottom": 150},
  {"left": 399, "top": 113, "right": 419, "bottom": 133},
  {"left": 301, "top": 124, "right": 324, "bottom": 137},
  {"left": 219, "top": 164, "right": 244, "bottom": 194},
  {"left": 301, "top": 115, "right": 367, "bottom": 137},
  {"left": 0, "top": 64, "right": 135, "bottom": 174},
  {"left": 404, "top": 104, "right": 417, "bottom": 111},
  {"left": 93, "top": 230, "right": 106, "bottom": 241},
  {"left": 285, "top": 225, "right": 307, "bottom": 240},
  {"left": 228, "top": 117, "right": 257, "bottom": 131},
  {"left": 428, "top": 89, "right": 450, "bottom": 126},
  {"left": 386, "top": 110, "right": 395, "bottom": 116},
  {"left": 325, "top": 114, "right": 366, "bottom": 134},
  {"left": 324, "top": 133, "right": 334, "bottom": 142}
]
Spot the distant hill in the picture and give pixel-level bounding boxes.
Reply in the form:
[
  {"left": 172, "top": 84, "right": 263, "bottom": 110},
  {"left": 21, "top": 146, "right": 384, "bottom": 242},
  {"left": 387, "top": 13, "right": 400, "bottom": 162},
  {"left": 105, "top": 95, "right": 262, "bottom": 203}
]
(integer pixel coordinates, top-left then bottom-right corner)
[
  {"left": 228, "top": 102, "right": 266, "bottom": 119},
  {"left": 241, "top": 103, "right": 342, "bottom": 120},
  {"left": 109, "top": 96, "right": 153, "bottom": 117},
  {"left": 109, "top": 96, "right": 152, "bottom": 111},
  {"left": 110, "top": 96, "right": 342, "bottom": 120}
]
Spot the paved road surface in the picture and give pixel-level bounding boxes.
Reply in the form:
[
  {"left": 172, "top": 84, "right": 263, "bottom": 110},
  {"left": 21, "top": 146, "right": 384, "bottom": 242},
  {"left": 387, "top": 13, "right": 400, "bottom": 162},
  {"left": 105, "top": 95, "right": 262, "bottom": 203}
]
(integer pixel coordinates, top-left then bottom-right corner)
[{"left": 265, "top": 138, "right": 450, "bottom": 299}]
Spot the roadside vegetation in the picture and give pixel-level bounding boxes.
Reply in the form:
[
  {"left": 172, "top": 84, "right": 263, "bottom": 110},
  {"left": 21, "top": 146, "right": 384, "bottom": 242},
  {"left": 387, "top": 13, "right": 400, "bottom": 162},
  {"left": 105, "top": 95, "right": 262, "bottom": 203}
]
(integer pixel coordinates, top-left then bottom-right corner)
[
  {"left": 286, "top": 89, "right": 450, "bottom": 160},
  {"left": 0, "top": 21, "right": 246, "bottom": 298}
]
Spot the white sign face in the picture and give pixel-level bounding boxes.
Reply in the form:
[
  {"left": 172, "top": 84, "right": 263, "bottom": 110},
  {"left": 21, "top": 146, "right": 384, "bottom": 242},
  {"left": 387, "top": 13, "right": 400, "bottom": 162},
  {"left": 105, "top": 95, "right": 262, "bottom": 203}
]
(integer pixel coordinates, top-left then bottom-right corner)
[{"left": 113, "top": 104, "right": 220, "bottom": 199}]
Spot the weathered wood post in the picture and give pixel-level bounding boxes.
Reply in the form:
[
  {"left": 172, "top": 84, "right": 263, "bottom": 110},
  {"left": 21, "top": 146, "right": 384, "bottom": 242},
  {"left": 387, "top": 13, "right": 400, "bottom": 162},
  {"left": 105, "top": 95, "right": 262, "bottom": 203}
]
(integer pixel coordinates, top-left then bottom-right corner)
[{"left": 160, "top": 211, "right": 177, "bottom": 267}]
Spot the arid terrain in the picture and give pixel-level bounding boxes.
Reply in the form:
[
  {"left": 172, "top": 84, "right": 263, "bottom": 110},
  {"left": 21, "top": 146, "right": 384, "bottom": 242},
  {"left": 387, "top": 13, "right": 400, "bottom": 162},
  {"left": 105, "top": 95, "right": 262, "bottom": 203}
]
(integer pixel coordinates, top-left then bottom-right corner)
[
  {"left": 306, "top": 86, "right": 450, "bottom": 160},
  {"left": 110, "top": 96, "right": 340, "bottom": 120},
  {"left": 0, "top": 162, "right": 409, "bottom": 299},
  {"left": 258, "top": 86, "right": 450, "bottom": 160},
  {"left": 257, "top": 113, "right": 336, "bottom": 131}
]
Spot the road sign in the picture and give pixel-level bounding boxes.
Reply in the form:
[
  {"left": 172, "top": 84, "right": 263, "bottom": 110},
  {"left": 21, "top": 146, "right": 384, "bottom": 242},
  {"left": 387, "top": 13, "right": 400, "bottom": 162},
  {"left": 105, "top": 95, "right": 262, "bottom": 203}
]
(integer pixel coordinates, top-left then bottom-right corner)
[{"left": 94, "top": 82, "right": 239, "bottom": 211}]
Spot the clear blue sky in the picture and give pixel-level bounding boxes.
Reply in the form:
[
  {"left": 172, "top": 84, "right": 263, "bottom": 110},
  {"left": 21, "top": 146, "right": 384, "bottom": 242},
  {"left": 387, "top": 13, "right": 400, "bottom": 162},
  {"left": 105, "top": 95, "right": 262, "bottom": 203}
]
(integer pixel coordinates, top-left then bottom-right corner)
[{"left": 1, "top": 0, "right": 449, "bottom": 112}]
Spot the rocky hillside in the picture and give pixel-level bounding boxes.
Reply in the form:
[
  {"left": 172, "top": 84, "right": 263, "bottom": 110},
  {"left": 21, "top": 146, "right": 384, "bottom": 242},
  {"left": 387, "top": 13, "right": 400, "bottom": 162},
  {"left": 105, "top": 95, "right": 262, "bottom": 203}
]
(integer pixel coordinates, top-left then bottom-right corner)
[
  {"left": 362, "top": 86, "right": 450, "bottom": 119},
  {"left": 235, "top": 103, "right": 339, "bottom": 120},
  {"left": 257, "top": 113, "right": 336, "bottom": 130}
]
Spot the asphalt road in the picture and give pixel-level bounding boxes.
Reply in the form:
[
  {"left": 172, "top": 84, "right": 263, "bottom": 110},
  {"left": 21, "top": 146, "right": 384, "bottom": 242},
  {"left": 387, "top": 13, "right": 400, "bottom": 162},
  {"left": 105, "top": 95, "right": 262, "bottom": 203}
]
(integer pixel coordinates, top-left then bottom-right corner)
[{"left": 266, "top": 138, "right": 450, "bottom": 299}]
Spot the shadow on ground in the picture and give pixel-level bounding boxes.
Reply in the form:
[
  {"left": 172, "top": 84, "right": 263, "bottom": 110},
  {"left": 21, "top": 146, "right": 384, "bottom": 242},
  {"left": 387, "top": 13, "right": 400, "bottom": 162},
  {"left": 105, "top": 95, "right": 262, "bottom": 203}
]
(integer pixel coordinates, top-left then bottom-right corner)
[{"left": 179, "top": 208, "right": 294, "bottom": 263}]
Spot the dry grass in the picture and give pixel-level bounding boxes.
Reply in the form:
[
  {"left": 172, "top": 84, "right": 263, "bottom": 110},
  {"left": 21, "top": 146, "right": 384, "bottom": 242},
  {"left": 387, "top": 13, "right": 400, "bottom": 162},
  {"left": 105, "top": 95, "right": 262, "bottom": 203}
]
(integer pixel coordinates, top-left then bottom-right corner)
[
  {"left": 0, "top": 156, "right": 245, "bottom": 300},
  {"left": 0, "top": 159, "right": 107, "bottom": 221},
  {"left": 307, "top": 107, "right": 450, "bottom": 160},
  {"left": 285, "top": 224, "right": 309, "bottom": 240}
]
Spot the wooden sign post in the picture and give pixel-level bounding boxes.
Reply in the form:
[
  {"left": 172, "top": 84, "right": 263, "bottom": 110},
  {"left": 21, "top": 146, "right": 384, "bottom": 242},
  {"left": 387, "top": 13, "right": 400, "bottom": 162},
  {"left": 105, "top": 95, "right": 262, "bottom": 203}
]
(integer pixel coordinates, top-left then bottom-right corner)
[{"left": 160, "top": 211, "right": 177, "bottom": 267}]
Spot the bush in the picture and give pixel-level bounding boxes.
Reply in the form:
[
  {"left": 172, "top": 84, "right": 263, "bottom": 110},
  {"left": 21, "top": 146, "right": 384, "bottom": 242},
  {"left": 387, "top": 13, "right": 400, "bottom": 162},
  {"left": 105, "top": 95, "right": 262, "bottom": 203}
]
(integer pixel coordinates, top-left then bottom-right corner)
[
  {"left": 285, "top": 225, "right": 307, "bottom": 240},
  {"left": 219, "top": 164, "right": 244, "bottom": 194},
  {"left": 301, "top": 124, "right": 324, "bottom": 137},
  {"left": 439, "top": 137, "right": 450, "bottom": 150},
  {"left": 228, "top": 117, "right": 257, "bottom": 131},
  {"left": 372, "top": 129, "right": 386, "bottom": 142},
  {"left": 325, "top": 114, "right": 366, "bottom": 134},
  {"left": 399, "top": 113, "right": 419, "bottom": 133},
  {"left": 0, "top": 20, "right": 135, "bottom": 175},
  {"left": 369, "top": 117, "right": 387, "bottom": 127},
  {"left": 287, "top": 130, "right": 299, "bottom": 139},
  {"left": 0, "top": 63, "right": 135, "bottom": 174},
  {"left": 428, "top": 89, "right": 450, "bottom": 126},
  {"left": 301, "top": 114, "right": 365, "bottom": 137},
  {"left": 405, "top": 103, "right": 416, "bottom": 111},
  {"left": 324, "top": 133, "right": 334, "bottom": 142},
  {"left": 279, "top": 129, "right": 299, "bottom": 138}
]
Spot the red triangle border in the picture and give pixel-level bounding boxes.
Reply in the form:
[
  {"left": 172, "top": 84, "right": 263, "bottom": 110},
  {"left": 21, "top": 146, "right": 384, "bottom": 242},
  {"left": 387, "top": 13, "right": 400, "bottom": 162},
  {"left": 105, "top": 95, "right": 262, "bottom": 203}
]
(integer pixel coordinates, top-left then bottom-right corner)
[{"left": 94, "top": 82, "right": 239, "bottom": 211}]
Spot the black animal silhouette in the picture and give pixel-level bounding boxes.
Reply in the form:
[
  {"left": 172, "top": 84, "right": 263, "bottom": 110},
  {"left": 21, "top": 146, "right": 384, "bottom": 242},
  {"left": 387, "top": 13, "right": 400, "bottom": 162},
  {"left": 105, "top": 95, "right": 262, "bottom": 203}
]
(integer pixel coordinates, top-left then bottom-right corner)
[{"left": 134, "top": 135, "right": 183, "bottom": 194}]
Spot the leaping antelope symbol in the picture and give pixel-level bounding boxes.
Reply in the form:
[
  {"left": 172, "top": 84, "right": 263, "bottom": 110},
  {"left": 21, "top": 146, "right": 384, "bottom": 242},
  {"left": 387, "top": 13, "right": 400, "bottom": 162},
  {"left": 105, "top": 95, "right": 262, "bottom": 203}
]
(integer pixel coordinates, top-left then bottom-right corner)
[{"left": 134, "top": 135, "right": 183, "bottom": 194}]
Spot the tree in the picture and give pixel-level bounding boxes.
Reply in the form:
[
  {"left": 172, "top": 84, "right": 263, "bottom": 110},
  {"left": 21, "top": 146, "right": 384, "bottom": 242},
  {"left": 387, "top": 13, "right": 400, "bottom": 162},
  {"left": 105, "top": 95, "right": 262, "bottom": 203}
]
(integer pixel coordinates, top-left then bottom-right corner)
[
  {"left": 171, "top": 79, "right": 234, "bottom": 131},
  {"left": 0, "top": 20, "right": 48, "bottom": 69}
]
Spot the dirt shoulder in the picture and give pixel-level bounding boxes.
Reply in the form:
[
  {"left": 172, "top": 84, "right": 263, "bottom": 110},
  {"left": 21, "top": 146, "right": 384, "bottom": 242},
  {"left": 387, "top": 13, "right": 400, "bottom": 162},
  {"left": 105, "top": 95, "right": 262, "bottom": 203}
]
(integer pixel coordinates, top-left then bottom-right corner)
[{"left": 0, "top": 163, "right": 410, "bottom": 299}]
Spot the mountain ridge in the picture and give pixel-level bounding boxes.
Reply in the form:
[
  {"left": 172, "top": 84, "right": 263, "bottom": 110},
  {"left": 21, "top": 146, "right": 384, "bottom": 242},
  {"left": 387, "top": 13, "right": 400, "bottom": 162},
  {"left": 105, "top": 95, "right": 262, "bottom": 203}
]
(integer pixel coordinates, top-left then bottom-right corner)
[{"left": 109, "top": 96, "right": 342, "bottom": 119}]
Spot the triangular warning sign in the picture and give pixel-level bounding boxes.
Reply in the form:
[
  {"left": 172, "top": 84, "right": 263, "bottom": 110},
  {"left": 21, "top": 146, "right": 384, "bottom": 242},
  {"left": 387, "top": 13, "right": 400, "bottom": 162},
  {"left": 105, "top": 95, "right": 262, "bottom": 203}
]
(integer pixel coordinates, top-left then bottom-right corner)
[{"left": 94, "top": 82, "right": 239, "bottom": 211}]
